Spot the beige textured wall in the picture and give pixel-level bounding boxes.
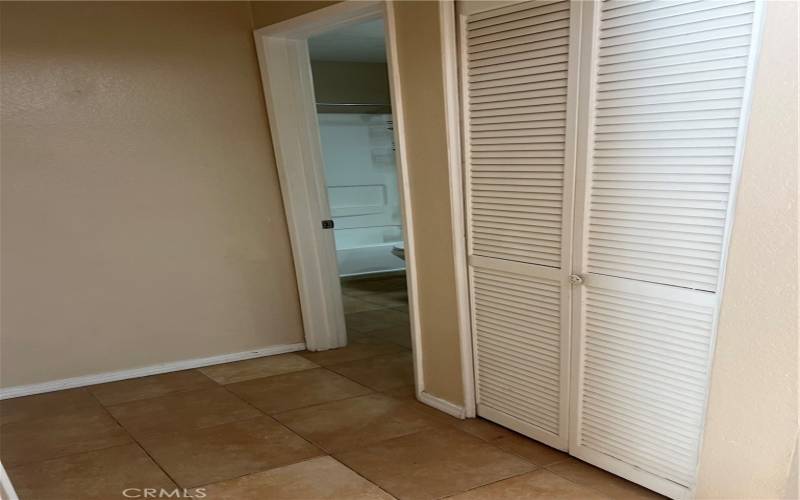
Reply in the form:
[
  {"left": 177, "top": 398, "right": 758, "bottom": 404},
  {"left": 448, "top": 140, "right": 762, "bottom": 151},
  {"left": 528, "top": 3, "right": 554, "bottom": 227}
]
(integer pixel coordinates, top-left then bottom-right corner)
[
  {"left": 311, "top": 61, "right": 391, "bottom": 106},
  {"left": 695, "top": 1, "right": 799, "bottom": 497},
  {"left": 390, "top": 1, "right": 464, "bottom": 405},
  {"left": 0, "top": 2, "right": 304, "bottom": 388},
  {"left": 251, "top": 0, "right": 338, "bottom": 28}
]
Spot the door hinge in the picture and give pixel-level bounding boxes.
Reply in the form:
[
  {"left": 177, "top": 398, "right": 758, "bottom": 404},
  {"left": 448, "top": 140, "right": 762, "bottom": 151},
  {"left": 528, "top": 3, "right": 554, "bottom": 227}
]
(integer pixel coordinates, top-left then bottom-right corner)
[{"left": 321, "top": 219, "right": 335, "bottom": 229}]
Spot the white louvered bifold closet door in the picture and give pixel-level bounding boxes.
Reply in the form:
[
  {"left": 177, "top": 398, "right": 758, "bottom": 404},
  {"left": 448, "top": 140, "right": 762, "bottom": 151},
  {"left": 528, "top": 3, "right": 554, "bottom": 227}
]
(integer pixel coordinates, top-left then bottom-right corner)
[
  {"left": 460, "top": 0, "right": 579, "bottom": 450},
  {"left": 569, "top": 1, "right": 762, "bottom": 497}
]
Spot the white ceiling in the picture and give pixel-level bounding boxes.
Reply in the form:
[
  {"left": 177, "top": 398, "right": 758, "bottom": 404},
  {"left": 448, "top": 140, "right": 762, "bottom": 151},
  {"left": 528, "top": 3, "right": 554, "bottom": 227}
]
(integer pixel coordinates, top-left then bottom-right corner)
[{"left": 308, "top": 18, "right": 386, "bottom": 63}]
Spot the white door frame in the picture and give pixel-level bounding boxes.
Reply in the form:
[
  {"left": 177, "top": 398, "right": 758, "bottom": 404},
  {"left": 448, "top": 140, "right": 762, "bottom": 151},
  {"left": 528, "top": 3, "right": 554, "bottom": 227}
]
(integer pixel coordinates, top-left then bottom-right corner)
[{"left": 253, "top": 0, "right": 477, "bottom": 417}]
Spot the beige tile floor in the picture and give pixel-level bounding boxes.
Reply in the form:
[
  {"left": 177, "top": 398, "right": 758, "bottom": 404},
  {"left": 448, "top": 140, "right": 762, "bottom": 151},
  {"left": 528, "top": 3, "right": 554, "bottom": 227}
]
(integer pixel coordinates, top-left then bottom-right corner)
[{"left": 0, "top": 274, "right": 663, "bottom": 499}]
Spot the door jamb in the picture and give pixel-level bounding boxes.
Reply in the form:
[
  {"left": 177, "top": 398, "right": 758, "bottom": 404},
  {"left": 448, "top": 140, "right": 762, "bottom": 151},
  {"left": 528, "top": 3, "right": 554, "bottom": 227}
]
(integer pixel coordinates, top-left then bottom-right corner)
[
  {"left": 254, "top": 1, "right": 478, "bottom": 417},
  {"left": 439, "top": 0, "right": 476, "bottom": 419},
  {"left": 383, "top": 0, "right": 425, "bottom": 397}
]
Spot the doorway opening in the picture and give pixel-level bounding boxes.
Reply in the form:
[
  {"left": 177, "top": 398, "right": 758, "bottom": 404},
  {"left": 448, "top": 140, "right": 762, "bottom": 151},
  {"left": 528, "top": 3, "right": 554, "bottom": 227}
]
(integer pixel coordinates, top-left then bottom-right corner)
[
  {"left": 309, "top": 18, "right": 412, "bottom": 351},
  {"left": 253, "top": 1, "right": 425, "bottom": 395}
]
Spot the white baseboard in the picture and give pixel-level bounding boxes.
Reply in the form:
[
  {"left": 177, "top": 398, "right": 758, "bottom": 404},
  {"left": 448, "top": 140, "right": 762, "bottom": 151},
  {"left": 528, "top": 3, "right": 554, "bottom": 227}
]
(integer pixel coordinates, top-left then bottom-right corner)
[
  {"left": 418, "top": 390, "right": 466, "bottom": 419},
  {"left": 0, "top": 461, "right": 18, "bottom": 500},
  {"left": 0, "top": 343, "right": 306, "bottom": 400}
]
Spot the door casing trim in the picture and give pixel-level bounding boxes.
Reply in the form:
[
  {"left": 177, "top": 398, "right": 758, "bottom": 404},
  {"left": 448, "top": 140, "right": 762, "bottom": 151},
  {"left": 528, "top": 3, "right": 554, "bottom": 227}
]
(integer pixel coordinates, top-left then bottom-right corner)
[{"left": 254, "top": 0, "right": 477, "bottom": 418}]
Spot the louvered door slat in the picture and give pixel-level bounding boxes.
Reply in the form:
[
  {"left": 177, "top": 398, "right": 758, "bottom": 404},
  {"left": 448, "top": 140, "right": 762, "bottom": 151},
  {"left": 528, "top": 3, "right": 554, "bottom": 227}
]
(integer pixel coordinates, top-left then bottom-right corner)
[
  {"left": 579, "top": 279, "right": 715, "bottom": 488},
  {"left": 587, "top": 1, "right": 756, "bottom": 291},
  {"left": 472, "top": 264, "right": 563, "bottom": 434},
  {"left": 569, "top": 1, "right": 761, "bottom": 497},
  {"left": 460, "top": 0, "right": 759, "bottom": 496},
  {"left": 462, "top": 0, "right": 576, "bottom": 451},
  {"left": 466, "top": 0, "right": 571, "bottom": 267},
  {"left": 470, "top": 29, "right": 571, "bottom": 60}
]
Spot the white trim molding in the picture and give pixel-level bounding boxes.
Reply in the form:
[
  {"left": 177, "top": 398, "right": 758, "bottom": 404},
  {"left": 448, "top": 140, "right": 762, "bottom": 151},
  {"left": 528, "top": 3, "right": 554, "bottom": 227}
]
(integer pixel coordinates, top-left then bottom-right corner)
[
  {"left": 438, "top": 0, "right": 476, "bottom": 419},
  {"left": 252, "top": 0, "right": 432, "bottom": 408},
  {"left": 0, "top": 462, "right": 19, "bottom": 500},
  {"left": 251, "top": 0, "right": 475, "bottom": 420},
  {"left": 0, "top": 461, "right": 18, "bottom": 500},
  {"left": 384, "top": 1, "right": 426, "bottom": 395},
  {"left": 254, "top": 1, "right": 382, "bottom": 39},
  {"left": 0, "top": 343, "right": 306, "bottom": 400},
  {"left": 418, "top": 391, "right": 466, "bottom": 419},
  {"left": 253, "top": 29, "right": 346, "bottom": 352}
]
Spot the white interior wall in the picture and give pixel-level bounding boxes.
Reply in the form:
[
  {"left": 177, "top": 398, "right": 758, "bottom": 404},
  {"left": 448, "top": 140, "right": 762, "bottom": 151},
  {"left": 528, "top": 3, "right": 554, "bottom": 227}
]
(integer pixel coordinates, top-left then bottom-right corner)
[{"left": 318, "top": 112, "right": 405, "bottom": 276}]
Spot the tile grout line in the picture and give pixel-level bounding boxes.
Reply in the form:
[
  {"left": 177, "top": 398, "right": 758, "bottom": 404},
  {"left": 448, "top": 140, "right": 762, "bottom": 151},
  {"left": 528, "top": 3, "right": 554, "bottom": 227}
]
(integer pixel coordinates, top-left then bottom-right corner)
[
  {"left": 398, "top": 415, "right": 596, "bottom": 497},
  {"left": 1, "top": 381, "right": 228, "bottom": 472},
  {"left": 98, "top": 374, "right": 326, "bottom": 494},
  {"left": 94, "top": 380, "right": 323, "bottom": 493},
  {"left": 324, "top": 416, "right": 576, "bottom": 500},
  {"left": 187, "top": 456, "right": 332, "bottom": 492},
  {"left": 85, "top": 389, "right": 185, "bottom": 490},
  {"left": 312, "top": 354, "right": 414, "bottom": 399},
  {"left": 0, "top": 361, "right": 402, "bottom": 462},
  {"left": 327, "top": 455, "right": 400, "bottom": 499},
  {"left": 3, "top": 441, "right": 136, "bottom": 472},
  {"left": 329, "top": 425, "right": 538, "bottom": 500},
  {"left": 329, "top": 426, "right": 448, "bottom": 500},
  {"left": 4, "top": 277, "right": 419, "bottom": 494},
  {"left": 440, "top": 462, "right": 615, "bottom": 500},
  {"left": 85, "top": 369, "right": 224, "bottom": 407},
  {"left": 93, "top": 380, "right": 295, "bottom": 491},
  {"left": 542, "top": 460, "right": 655, "bottom": 499},
  {"left": 356, "top": 294, "right": 409, "bottom": 309},
  {"left": 271, "top": 382, "right": 448, "bottom": 458},
  {"left": 212, "top": 379, "right": 348, "bottom": 472},
  {"left": 435, "top": 466, "right": 539, "bottom": 499}
]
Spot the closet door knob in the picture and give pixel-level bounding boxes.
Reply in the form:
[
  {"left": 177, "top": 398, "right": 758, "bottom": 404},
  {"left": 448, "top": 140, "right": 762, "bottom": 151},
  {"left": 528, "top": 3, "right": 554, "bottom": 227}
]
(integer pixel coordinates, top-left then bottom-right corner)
[{"left": 568, "top": 274, "right": 584, "bottom": 285}]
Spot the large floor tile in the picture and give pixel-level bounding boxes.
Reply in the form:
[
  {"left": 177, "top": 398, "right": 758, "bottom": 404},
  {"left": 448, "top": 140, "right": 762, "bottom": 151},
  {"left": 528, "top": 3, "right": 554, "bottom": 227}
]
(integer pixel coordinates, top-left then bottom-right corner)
[
  {"left": 274, "top": 393, "right": 441, "bottom": 453},
  {"left": 405, "top": 400, "right": 463, "bottom": 427},
  {"left": 350, "top": 324, "right": 412, "bottom": 349},
  {"left": 360, "top": 290, "right": 408, "bottom": 308},
  {"left": 546, "top": 458, "right": 664, "bottom": 499},
  {"left": 138, "top": 416, "right": 322, "bottom": 488},
  {"left": 199, "top": 353, "right": 318, "bottom": 384},
  {"left": 491, "top": 433, "right": 570, "bottom": 467},
  {"left": 343, "top": 295, "right": 387, "bottom": 314},
  {"left": 7, "top": 444, "right": 175, "bottom": 500},
  {"left": 453, "top": 418, "right": 517, "bottom": 442},
  {"left": 341, "top": 284, "right": 375, "bottom": 297},
  {"left": 327, "top": 352, "right": 414, "bottom": 391},
  {"left": 195, "top": 456, "right": 394, "bottom": 500},
  {"left": 448, "top": 469, "right": 612, "bottom": 499},
  {"left": 0, "top": 388, "right": 100, "bottom": 426},
  {"left": 107, "top": 387, "right": 260, "bottom": 438},
  {"left": 342, "top": 276, "right": 407, "bottom": 294},
  {"left": 89, "top": 369, "right": 217, "bottom": 406},
  {"left": 345, "top": 309, "right": 409, "bottom": 333},
  {"left": 455, "top": 419, "right": 569, "bottom": 467},
  {"left": 335, "top": 427, "right": 534, "bottom": 500},
  {"left": 298, "top": 343, "right": 404, "bottom": 366},
  {"left": 381, "top": 384, "right": 416, "bottom": 401},
  {"left": 226, "top": 368, "right": 372, "bottom": 414},
  {"left": 0, "top": 406, "right": 131, "bottom": 466}
]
